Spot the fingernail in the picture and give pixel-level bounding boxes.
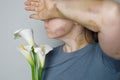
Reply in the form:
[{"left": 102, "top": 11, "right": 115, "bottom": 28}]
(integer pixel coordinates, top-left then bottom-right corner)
[{"left": 24, "top": 1, "right": 31, "bottom": 5}]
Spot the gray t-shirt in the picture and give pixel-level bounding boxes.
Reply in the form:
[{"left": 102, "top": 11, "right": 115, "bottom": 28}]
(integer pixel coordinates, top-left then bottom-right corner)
[{"left": 42, "top": 42, "right": 120, "bottom": 80}]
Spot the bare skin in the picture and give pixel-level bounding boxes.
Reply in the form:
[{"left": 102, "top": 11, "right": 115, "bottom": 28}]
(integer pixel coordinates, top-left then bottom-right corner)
[
  {"left": 45, "top": 18, "right": 90, "bottom": 53},
  {"left": 24, "top": 0, "right": 120, "bottom": 59}
]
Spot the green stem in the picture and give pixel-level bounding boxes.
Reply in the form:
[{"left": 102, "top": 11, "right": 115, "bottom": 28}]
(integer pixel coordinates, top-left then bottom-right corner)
[
  {"left": 31, "top": 65, "right": 35, "bottom": 80},
  {"left": 35, "top": 54, "right": 38, "bottom": 80},
  {"left": 39, "top": 66, "right": 44, "bottom": 80},
  {"left": 39, "top": 58, "right": 46, "bottom": 80},
  {"left": 32, "top": 46, "right": 39, "bottom": 80}
]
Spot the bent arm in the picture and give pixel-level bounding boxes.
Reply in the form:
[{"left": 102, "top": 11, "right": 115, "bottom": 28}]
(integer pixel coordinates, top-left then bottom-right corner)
[
  {"left": 98, "top": 4, "right": 120, "bottom": 59},
  {"left": 56, "top": 0, "right": 106, "bottom": 32},
  {"left": 55, "top": 0, "right": 120, "bottom": 59}
]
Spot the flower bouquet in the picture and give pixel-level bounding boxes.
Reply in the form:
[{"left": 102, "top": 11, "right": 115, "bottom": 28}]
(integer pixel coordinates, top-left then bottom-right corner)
[{"left": 14, "top": 29, "right": 53, "bottom": 80}]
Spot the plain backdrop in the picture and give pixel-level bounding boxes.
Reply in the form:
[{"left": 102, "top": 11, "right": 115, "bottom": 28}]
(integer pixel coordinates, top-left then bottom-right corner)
[{"left": 0, "top": 0, "right": 120, "bottom": 80}]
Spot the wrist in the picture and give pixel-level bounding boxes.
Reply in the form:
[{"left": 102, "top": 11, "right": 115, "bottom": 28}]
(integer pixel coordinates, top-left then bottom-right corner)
[{"left": 52, "top": 0, "right": 66, "bottom": 18}]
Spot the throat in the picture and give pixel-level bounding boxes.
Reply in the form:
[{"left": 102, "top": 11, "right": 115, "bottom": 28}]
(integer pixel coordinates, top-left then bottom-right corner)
[{"left": 63, "top": 39, "right": 89, "bottom": 53}]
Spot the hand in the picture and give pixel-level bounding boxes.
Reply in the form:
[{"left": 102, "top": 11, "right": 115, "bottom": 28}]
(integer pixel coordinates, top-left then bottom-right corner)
[{"left": 24, "top": 0, "right": 63, "bottom": 20}]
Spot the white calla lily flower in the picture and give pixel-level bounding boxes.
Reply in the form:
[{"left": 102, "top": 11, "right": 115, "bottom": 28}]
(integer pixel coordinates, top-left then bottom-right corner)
[
  {"left": 14, "top": 29, "right": 35, "bottom": 46},
  {"left": 19, "top": 44, "right": 34, "bottom": 66},
  {"left": 34, "top": 45, "right": 53, "bottom": 68},
  {"left": 14, "top": 28, "right": 53, "bottom": 80},
  {"left": 43, "top": 45, "right": 53, "bottom": 55}
]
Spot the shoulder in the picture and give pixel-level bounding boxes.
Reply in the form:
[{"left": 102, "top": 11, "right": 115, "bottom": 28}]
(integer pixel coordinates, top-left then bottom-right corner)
[
  {"left": 97, "top": 1, "right": 120, "bottom": 60},
  {"left": 93, "top": 43, "right": 120, "bottom": 72},
  {"left": 47, "top": 44, "right": 63, "bottom": 55}
]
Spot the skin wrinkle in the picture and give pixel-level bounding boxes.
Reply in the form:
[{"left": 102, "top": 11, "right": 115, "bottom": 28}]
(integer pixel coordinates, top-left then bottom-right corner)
[
  {"left": 51, "top": 22, "right": 89, "bottom": 53},
  {"left": 68, "top": 13, "right": 102, "bottom": 32},
  {"left": 24, "top": 0, "right": 120, "bottom": 59},
  {"left": 55, "top": 0, "right": 104, "bottom": 32},
  {"left": 63, "top": 35, "right": 88, "bottom": 53},
  {"left": 62, "top": 28, "right": 88, "bottom": 52},
  {"left": 86, "top": 5, "right": 105, "bottom": 30}
]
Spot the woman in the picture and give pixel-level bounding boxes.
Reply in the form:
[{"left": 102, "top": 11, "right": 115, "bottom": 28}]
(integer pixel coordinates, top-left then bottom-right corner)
[{"left": 24, "top": 0, "right": 120, "bottom": 80}]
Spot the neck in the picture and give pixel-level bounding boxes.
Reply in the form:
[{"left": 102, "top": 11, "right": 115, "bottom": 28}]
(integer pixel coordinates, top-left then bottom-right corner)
[
  {"left": 58, "top": 26, "right": 90, "bottom": 53},
  {"left": 63, "top": 36, "right": 89, "bottom": 53}
]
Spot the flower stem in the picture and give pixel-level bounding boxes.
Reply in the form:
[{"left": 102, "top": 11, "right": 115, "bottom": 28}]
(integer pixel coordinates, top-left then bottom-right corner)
[
  {"left": 31, "top": 65, "right": 35, "bottom": 80},
  {"left": 39, "top": 66, "right": 43, "bottom": 80},
  {"left": 34, "top": 57, "right": 38, "bottom": 80},
  {"left": 32, "top": 46, "right": 39, "bottom": 80}
]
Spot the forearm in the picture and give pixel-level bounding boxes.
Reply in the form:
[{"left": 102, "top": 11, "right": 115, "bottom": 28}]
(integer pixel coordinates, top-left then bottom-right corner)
[
  {"left": 55, "top": 0, "right": 120, "bottom": 59},
  {"left": 55, "top": 0, "right": 117, "bottom": 32}
]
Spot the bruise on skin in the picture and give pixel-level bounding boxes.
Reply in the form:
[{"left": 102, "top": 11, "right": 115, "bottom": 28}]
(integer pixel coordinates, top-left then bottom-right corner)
[{"left": 55, "top": 28, "right": 65, "bottom": 36}]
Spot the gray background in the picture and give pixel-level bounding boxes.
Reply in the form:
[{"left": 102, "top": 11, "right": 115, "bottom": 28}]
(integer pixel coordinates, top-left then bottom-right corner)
[{"left": 0, "top": 0, "right": 120, "bottom": 80}]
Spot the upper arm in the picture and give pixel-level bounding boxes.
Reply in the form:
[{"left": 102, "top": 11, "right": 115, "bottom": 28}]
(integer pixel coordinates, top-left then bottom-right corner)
[
  {"left": 56, "top": 0, "right": 120, "bottom": 59},
  {"left": 98, "top": 2, "right": 120, "bottom": 60}
]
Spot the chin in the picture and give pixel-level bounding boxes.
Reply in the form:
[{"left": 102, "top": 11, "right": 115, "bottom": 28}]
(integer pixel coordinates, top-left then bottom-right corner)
[
  {"left": 47, "top": 34, "right": 61, "bottom": 39},
  {"left": 47, "top": 34, "right": 56, "bottom": 39}
]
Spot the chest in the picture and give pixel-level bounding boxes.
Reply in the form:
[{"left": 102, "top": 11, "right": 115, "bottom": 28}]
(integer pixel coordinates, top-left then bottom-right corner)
[{"left": 42, "top": 53, "right": 120, "bottom": 80}]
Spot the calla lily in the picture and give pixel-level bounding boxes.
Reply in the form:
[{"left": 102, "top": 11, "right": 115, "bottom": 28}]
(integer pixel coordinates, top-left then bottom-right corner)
[
  {"left": 19, "top": 44, "right": 34, "bottom": 66},
  {"left": 34, "top": 44, "right": 53, "bottom": 80},
  {"left": 14, "top": 28, "right": 53, "bottom": 80},
  {"left": 34, "top": 44, "right": 53, "bottom": 68},
  {"left": 14, "top": 29, "right": 35, "bottom": 46}
]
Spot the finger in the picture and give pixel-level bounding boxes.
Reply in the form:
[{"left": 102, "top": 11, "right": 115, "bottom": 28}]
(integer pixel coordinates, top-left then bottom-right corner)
[
  {"left": 25, "top": 6, "right": 36, "bottom": 11},
  {"left": 31, "top": 2, "right": 40, "bottom": 7},
  {"left": 29, "top": 14, "right": 40, "bottom": 20},
  {"left": 25, "top": 1, "right": 40, "bottom": 7},
  {"left": 24, "top": 1, "right": 31, "bottom": 6},
  {"left": 28, "top": 0, "right": 39, "bottom": 1},
  {"left": 25, "top": 6, "right": 44, "bottom": 12}
]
